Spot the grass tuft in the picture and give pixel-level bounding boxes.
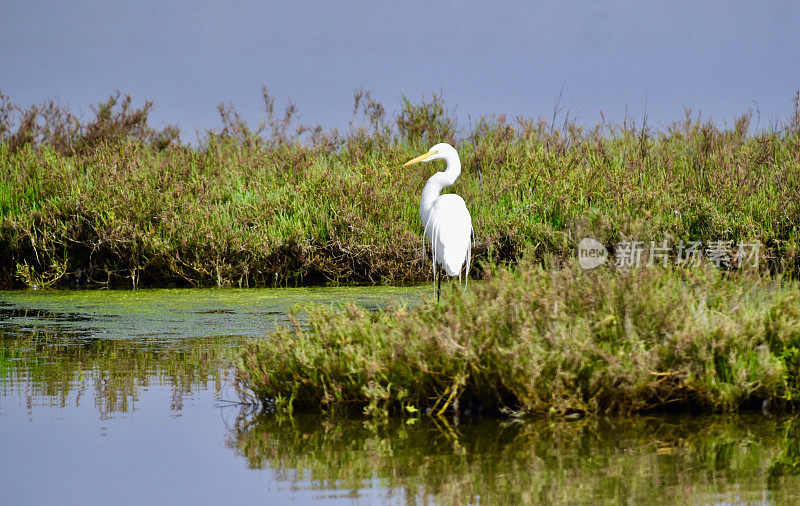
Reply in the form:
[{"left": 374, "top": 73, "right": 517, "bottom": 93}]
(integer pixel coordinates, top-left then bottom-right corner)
[{"left": 235, "top": 261, "right": 800, "bottom": 417}]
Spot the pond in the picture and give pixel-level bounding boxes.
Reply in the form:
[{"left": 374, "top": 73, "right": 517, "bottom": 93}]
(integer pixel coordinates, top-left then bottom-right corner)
[{"left": 2, "top": 287, "right": 799, "bottom": 504}]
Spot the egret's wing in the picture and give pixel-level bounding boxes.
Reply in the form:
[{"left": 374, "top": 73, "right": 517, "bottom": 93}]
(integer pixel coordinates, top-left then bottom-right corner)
[{"left": 431, "top": 195, "right": 472, "bottom": 277}]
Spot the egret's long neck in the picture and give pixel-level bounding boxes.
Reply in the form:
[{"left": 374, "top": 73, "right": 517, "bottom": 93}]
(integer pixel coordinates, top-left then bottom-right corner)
[{"left": 420, "top": 152, "right": 461, "bottom": 226}]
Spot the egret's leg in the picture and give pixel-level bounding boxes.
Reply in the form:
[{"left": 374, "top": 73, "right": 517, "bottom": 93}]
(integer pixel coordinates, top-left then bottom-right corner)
[{"left": 437, "top": 273, "right": 442, "bottom": 302}]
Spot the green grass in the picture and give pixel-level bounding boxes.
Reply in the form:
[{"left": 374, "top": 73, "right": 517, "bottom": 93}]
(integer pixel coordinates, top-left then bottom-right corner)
[
  {"left": 235, "top": 261, "right": 800, "bottom": 417},
  {"left": 1, "top": 91, "right": 800, "bottom": 288}
]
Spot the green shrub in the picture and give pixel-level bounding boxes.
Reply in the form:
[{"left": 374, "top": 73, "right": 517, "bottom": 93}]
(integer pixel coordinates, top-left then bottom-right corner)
[{"left": 236, "top": 263, "right": 800, "bottom": 417}]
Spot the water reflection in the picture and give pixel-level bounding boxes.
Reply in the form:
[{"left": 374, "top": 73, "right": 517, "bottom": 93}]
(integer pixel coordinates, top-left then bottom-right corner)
[
  {"left": 4, "top": 287, "right": 800, "bottom": 503},
  {"left": 0, "top": 330, "right": 239, "bottom": 416},
  {"left": 1, "top": 286, "right": 433, "bottom": 504},
  {"left": 228, "top": 412, "right": 800, "bottom": 504},
  {"left": 0, "top": 286, "right": 425, "bottom": 418}
]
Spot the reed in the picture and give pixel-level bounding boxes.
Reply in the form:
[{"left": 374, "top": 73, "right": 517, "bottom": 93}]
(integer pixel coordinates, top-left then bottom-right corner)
[{"left": 1, "top": 90, "right": 799, "bottom": 288}]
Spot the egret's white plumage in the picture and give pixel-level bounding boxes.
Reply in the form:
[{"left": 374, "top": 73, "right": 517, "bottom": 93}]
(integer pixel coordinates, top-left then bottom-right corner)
[{"left": 403, "top": 143, "right": 473, "bottom": 300}]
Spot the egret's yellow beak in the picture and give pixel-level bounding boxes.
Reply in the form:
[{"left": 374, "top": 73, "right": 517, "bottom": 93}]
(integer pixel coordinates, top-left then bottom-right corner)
[{"left": 403, "top": 150, "right": 436, "bottom": 167}]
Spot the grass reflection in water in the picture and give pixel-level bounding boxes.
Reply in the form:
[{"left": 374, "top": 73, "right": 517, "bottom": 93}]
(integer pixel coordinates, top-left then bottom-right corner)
[
  {"left": 0, "top": 329, "right": 240, "bottom": 415},
  {"left": 228, "top": 412, "right": 800, "bottom": 504}
]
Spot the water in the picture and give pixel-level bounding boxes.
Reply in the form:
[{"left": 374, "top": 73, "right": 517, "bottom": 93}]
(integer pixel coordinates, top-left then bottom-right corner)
[{"left": 2, "top": 287, "right": 799, "bottom": 505}]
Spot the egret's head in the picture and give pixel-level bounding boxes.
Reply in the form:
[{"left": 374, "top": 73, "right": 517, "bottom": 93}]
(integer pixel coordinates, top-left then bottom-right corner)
[{"left": 402, "top": 142, "right": 458, "bottom": 167}]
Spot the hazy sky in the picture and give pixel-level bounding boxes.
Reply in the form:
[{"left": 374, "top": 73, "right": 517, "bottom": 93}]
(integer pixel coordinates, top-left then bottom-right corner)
[{"left": 2, "top": 1, "right": 799, "bottom": 140}]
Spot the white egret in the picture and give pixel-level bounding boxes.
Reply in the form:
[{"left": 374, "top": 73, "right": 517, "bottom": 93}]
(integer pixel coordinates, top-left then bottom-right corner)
[{"left": 403, "top": 143, "right": 473, "bottom": 301}]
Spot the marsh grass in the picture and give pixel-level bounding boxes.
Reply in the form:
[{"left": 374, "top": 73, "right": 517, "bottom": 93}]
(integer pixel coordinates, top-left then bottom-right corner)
[
  {"left": 1, "top": 89, "right": 800, "bottom": 288},
  {"left": 235, "top": 261, "right": 800, "bottom": 417}
]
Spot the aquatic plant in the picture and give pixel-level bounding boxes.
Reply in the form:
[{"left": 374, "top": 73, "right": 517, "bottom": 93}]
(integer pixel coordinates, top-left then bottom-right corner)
[{"left": 235, "top": 262, "right": 800, "bottom": 417}]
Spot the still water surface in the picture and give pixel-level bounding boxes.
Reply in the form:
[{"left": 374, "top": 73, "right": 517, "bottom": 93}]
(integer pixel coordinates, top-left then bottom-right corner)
[{"left": 2, "top": 287, "right": 800, "bottom": 504}]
